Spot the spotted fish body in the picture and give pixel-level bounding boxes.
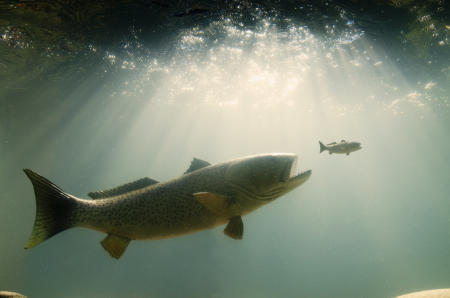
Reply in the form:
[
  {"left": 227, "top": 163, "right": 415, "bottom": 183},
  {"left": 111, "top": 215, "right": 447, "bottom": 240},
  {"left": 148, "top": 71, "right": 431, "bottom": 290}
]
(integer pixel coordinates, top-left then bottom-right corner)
[
  {"left": 80, "top": 163, "right": 235, "bottom": 240},
  {"left": 24, "top": 153, "right": 311, "bottom": 258}
]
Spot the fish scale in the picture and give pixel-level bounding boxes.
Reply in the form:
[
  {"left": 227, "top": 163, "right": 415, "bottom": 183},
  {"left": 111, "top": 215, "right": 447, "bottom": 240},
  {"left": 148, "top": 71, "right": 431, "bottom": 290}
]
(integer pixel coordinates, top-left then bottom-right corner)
[{"left": 24, "top": 153, "right": 311, "bottom": 259}]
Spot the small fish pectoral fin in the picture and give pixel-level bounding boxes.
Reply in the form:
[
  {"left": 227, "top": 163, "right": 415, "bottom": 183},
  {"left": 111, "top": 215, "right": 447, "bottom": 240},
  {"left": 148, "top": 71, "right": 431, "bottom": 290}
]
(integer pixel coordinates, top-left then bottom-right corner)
[
  {"left": 224, "top": 216, "right": 243, "bottom": 240},
  {"left": 194, "top": 192, "right": 228, "bottom": 215},
  {"left": 184, "top": 158, "right": 211, "bottom": 174},
  {"left": 88, "top": 177, "right": 159, "bottom": 199},
  {"left": 101, "top": 234, "right": 130, "bottom": 259}
]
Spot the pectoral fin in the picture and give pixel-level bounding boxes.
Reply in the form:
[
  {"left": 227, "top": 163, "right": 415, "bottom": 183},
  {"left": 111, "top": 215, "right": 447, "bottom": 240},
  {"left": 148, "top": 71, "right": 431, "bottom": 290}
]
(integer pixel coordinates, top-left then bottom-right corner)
[
  {"left": 101, "top": 234, "right": 130, "bottom": 259},
  {"left": 224, "top": 216, "right": 243, "bottom": 240},
  {"left": 194, "top": 192, "right": 229, "bottom": 215}
]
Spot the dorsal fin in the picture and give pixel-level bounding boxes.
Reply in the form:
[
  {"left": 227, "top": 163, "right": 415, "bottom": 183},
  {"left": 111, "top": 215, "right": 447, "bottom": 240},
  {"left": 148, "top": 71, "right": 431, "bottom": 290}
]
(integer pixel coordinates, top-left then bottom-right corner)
[
  {"left": 184, "top": 158, "right": 211, "bottom": 174},
  {"left": 88, "top": 177, "right": 159, "bottom": 199}
]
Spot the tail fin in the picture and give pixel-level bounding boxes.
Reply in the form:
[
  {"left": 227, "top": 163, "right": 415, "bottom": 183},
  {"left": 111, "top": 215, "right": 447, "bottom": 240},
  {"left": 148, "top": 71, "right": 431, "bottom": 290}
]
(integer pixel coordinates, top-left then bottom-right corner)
[
  {"left": 319, "top": 141, "right": 327, "bottom": 153},
  {"left": 23, "top": 169, "right": 78, "bottom": 249}
]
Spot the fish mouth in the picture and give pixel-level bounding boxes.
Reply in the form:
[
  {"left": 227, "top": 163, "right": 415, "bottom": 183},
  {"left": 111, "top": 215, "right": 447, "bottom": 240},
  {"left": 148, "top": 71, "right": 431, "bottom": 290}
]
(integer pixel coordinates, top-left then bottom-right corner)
[
  {"left": 255, "top": 156, "right": 311, "bottom": 201},
  {"left": 281, "top": 155, "right": 311, "bottom": 183},
  {"left": 271, "top": 155, "right": 311, "bottom": 198}
]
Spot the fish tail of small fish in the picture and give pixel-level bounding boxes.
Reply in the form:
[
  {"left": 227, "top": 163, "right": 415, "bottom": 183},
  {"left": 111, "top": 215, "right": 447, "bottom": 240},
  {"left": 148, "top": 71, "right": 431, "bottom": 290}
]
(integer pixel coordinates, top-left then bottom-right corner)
[
  {"left": 23, "top": 169, "right": 80, "bottom": 249},
  {"left": 319, "top": 141, "right": 327, "bottom": 153}
]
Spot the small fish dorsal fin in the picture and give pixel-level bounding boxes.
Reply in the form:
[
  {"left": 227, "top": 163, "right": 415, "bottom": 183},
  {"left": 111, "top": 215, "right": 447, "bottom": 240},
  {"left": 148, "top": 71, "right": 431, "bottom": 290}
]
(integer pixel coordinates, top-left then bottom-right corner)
[
  {"left": 184, "top": 158, "right": 211, "bottom": 174},
  {"left": 88, "top": 177, "right": 159, "bottom": 199}
]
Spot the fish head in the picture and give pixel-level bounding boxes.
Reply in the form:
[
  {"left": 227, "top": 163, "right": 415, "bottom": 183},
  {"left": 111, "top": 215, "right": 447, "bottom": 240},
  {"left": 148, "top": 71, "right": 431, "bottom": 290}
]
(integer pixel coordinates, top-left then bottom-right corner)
[
  {"left": 225, "top": 153, "right": 311, "bottom": 202},
  {"left": 350, "top": 142, "right": 362, "bottom": 151}
]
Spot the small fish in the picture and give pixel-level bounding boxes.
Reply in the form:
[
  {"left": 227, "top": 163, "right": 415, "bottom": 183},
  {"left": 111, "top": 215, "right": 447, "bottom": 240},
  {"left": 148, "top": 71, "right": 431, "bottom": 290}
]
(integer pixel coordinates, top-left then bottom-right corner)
[
  {"left": 396, "top": 289, "right": 450, "bottom": 298},
  {"left": 319, "top": 140, "right": 362, "bottom": 156},
  {"left": 0, "top": 291, "right": 27, "bottom": 298},
  {"left": 24, "top": 153, "right": 311, "bottom": 259}
]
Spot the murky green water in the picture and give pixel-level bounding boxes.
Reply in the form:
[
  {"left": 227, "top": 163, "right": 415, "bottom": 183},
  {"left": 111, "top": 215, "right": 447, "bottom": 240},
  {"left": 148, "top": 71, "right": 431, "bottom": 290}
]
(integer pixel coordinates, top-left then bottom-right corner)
[{"left": 1, "top": 1, "right": 449, "bottom": 297}]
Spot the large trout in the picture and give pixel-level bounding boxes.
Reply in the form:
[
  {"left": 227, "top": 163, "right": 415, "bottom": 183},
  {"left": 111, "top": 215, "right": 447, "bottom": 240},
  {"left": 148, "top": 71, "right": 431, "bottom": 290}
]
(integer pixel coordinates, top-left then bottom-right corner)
[{"left": 24, "top": 153, "right": 311, "bottom": 259}]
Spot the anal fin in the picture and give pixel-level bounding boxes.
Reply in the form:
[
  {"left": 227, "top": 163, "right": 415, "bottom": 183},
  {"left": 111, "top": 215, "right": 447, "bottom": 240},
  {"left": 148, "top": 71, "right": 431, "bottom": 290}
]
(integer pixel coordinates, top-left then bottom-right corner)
[
  {"left": 224, "top": 216, "right": 243, "bottom": 240},
  {"left": 101, "top": 234, "right": 130, "bottom": 259}
]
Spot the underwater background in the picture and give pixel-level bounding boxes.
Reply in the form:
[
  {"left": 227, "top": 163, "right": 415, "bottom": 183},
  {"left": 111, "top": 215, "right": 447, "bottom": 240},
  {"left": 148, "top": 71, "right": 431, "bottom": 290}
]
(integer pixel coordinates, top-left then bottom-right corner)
[{"left": 1, "top": 1, "right": 449, "bottom": 297}]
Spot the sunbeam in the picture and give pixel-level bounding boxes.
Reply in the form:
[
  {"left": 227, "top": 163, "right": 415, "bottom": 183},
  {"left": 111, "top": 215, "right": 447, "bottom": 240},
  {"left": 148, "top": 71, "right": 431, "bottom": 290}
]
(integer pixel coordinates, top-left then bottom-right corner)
[{"left": 1, "top": 3, "right": 449, "bottom": 298}]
